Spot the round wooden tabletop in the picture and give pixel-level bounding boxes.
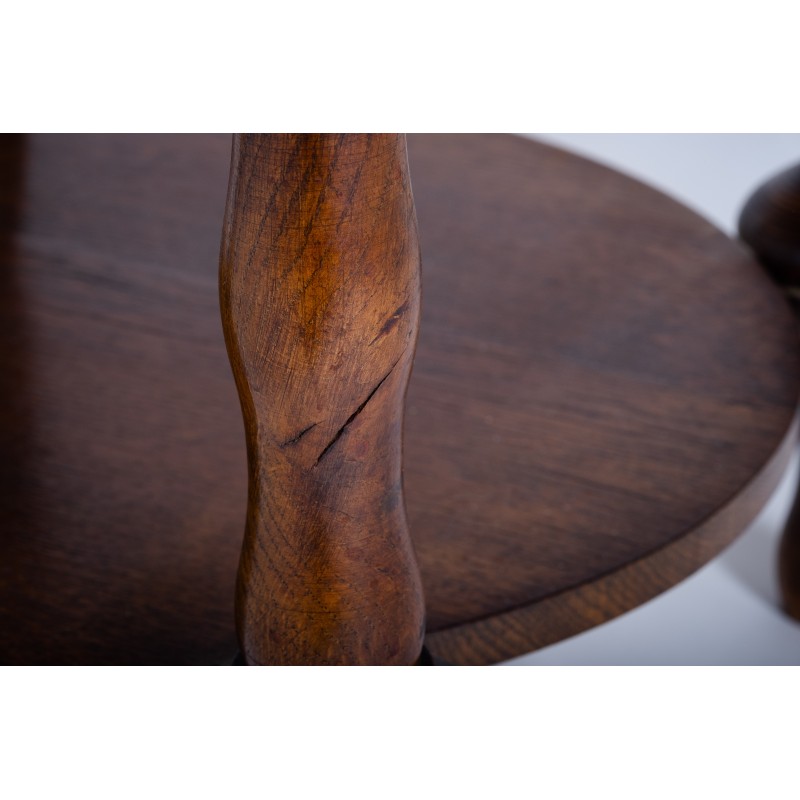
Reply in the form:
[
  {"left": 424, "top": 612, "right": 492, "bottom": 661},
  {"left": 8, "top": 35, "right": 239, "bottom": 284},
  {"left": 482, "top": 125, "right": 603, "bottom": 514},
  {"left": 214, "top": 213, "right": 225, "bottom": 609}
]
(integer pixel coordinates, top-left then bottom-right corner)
[{"left": 1, "top": 134, "right": 798, "bottom": 664}]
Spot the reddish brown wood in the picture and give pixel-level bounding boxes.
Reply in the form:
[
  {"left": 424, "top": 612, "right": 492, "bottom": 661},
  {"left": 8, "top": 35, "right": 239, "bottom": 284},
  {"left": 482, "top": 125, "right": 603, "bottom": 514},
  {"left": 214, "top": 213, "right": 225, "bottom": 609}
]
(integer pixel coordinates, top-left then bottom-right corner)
[
  {"left": 220, "top": 135, "right": 425, "bottom": 665},
  {"left": 739, "top": 161, "right": 800, "bottom": 620},
  {"left": 0, "top": 134, "right": 798, "bottom": 664}
]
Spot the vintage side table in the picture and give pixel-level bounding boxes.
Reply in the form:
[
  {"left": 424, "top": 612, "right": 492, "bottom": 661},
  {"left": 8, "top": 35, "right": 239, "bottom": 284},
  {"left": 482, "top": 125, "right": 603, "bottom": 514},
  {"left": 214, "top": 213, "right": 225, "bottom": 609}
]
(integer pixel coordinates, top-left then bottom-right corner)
[{"left": 1, "top": 134, "right": 798, "bottom": 665}]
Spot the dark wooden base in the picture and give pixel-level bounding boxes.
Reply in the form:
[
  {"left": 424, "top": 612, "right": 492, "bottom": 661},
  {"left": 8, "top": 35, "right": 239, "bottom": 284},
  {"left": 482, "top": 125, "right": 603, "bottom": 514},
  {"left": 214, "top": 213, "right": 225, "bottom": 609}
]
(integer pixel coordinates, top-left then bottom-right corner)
[
  {"left": 778, "top": 467, "right": 800, "bottom": 619},
  {"left": 1, "top": 134, "right": 798, "bottom": 664},
  {"left": 739, "top": 163, "right": 800, "bottom": 288},
  {"left": 739, "top": 160, "right": 800, "bottom": 622}
]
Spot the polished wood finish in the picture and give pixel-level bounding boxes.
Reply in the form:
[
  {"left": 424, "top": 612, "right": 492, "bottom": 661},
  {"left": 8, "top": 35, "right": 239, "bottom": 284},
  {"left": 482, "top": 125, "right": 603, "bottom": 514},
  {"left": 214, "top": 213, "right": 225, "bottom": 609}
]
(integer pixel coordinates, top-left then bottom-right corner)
[
  {"left": 220, "top": 135, "right": 424, "bottom": 665},
  {"left": 739, "top": 161, "right": 800, "bottom": 620},
  {"left": 1, "top": 134, "right": 798, "bottom": 664},
  {"left": 408, "top": 136, "right": 799, "bottom": 662}
]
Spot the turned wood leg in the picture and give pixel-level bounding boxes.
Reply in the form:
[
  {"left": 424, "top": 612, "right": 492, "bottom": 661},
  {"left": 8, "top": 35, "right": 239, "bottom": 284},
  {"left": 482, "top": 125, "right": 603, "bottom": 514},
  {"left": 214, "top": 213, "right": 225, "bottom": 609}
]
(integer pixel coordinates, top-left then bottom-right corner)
[
  {"left": 739, "top": 163, "right": 800, "bottom": 618},
  {"left": 778, "top": 467, "right": 800, "bottom": 618},
  {"left": 219, "top": 134, "right": 426, "bottom": 664}
]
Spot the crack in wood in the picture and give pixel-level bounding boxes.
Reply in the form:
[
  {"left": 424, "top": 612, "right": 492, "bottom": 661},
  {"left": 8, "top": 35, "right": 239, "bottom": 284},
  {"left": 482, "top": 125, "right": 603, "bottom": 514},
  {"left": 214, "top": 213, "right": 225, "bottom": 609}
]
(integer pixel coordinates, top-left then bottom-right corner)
[
  {"left": 312, "top": 357, "right": 402, "bottom": 467},
  {"left": 369, "top": 300, "right": 409, "bottom": 346},
  {"left": 280, "top": 422, "right": 319, "bottom": 448}
]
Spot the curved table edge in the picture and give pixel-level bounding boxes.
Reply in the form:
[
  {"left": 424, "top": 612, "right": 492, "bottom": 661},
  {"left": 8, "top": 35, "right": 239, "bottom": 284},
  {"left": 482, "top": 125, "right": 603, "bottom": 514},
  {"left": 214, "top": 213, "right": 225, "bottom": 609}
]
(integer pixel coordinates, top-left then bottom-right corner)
[{"left": 424, "top": 411, "right": 800, "bottom": 665}]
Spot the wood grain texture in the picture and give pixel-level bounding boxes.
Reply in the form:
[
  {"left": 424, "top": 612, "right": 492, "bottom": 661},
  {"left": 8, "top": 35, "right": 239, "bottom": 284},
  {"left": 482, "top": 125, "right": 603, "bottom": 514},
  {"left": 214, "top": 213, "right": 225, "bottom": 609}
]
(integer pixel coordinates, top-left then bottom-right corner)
[
  {"left": 219, "top": 134, "right": 424, "bottom": 665},
  {"left": 738, "top": 161, "right": 800, "bottom": 620},
  {"left": 0, "top": 134, "right": 798, "bottom": 664},
  {"left": 0, "top": 134, "right": 243, "bottom": 664},
  {"left": 405, "top": 135, "right": 800, "bottom": 662},
  {"left": 425, "top": 417, "right": 797, "bottom": 664}
]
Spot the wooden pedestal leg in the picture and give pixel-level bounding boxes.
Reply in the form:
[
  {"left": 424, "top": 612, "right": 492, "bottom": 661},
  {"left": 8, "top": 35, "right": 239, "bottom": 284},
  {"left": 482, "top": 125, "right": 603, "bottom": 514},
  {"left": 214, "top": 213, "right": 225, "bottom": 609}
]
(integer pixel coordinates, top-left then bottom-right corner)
[
  {"left": 739, "top": 163, "right": 800, "bottom": 618},
  {"left": 777, "top": 468, "right": 800, "bottom": 619},
  {"left": 219, "top": 134, "right": 426, "bottom": 665}
]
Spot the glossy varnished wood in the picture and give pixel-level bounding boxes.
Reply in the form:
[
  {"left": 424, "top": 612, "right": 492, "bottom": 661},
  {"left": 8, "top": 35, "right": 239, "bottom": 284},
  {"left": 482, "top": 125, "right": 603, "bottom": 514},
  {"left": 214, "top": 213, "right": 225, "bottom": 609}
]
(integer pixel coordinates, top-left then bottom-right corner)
[
  {"left": 1, "top": 134, "right": 798, "bottom": 664},
  {"left": 220, "top": 135, "right": 424, "bottom": 664}
]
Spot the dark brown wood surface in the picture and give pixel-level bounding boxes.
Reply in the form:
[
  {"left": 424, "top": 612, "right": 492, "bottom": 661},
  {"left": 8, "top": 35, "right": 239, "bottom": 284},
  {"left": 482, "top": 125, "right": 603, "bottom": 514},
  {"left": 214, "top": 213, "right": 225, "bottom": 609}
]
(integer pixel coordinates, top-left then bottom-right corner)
[
  {"left": 1, "top": 134, "right": 798, "bottom": 664},
  {"left": 739, "top": 161, "right": 800, "bottom": 620},
  {"left": 740, "top": 163, "right": 800, "bottom": 288},
  {"left": 220, "top": 135, "right": 425, "bottom": 664}
]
